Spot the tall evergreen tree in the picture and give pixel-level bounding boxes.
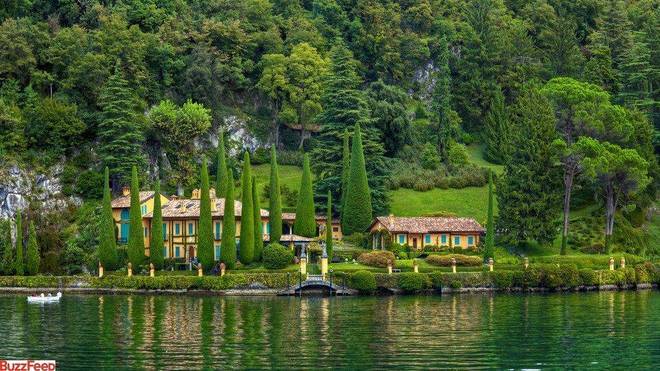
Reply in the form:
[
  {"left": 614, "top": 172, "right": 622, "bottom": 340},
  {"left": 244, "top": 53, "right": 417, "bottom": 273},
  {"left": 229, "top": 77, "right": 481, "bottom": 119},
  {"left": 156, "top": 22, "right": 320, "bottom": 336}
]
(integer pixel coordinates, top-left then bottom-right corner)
[
  {"left": 26, "top": 221, "right": 39, "bottom": 275},
  {"left": 311, "top": 41, "right": 388, "bottom": 216},
  {"left": 216, "top": 130, "right": 228, "bottom": 198},
  {"left": 0, "top": 220, "right": 12, "bottom": 275},
  {"left": 150, "top": 180, "right": 165, "bottom": 269},
  {"left": 98, "top": 62, "right": 144, "bottom": 187},
  {"left": 484, "top": 171, "right": 495, "bottom": 261},
  {"left": 221, "top": 170, "right": 237, "bottom": 268},
  {"left": 239, "top": 153, "right": 255, "bottom": 264},
  {"left": 252, "top": 175, "right": 263, "bottom": 261},
  {"left": 268, "top": 145, "right": 282, "bottom": 245},
  {"left": 198, "top": 159, "right": 214, "bottom": 269},
  {"left": 497, "top": 86, "right": 562, "bottom": 245},
  {"left": 325, "top": 191, "right": 333, "bottom": 261},
  {"left": 127, "top": 166, "right": 145, "bottom": 267},
  {"left": 14, "top": 210, "right": 23, "bottom": 276},
  {"left": 484, "top": 88, "right": 512, "bottom": 164},
  {"left": 431, "top": 36, "right": 460, "bottom": 162},
  {"left": 343, "top": 124, "right": 373, "bottom": 235},
  {"left": 98, "top": 166, "right": 118, "bottom": 269},
  {"left": 340, "top": 130, "right": 350, "bottom": 218},
  {"left": 294, "top": 154, "right": 316, "bottom": 237}
]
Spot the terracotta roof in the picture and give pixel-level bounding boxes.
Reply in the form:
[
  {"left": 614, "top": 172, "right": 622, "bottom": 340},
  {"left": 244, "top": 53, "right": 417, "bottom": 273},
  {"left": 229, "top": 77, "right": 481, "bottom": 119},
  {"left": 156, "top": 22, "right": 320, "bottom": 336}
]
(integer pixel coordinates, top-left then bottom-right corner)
[
  {"left": 111, "top": 191, "right": 156, "bottom": 208},
  {"left": 282, "top": 212, "right": 296, "bottom": 221},
  {"left": 276, "top": 234, "right": 316, "bottom": 243},
  {"left": 281, "top": 212, "right": 339, "bottom": 223},
  {"left": 144, "top": 198, "right": 268, "bottom": 219},
  {"left": 371, "top": 216, "right": 485, "bottom": 234}
]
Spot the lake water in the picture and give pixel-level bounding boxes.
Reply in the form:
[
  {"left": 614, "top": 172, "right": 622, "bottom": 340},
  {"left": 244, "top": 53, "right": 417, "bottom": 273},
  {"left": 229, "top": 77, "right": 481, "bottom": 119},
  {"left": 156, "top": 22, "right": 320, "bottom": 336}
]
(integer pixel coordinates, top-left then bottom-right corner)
[{"left": 1, "top": 291, "right": 658, "bottom": 369}]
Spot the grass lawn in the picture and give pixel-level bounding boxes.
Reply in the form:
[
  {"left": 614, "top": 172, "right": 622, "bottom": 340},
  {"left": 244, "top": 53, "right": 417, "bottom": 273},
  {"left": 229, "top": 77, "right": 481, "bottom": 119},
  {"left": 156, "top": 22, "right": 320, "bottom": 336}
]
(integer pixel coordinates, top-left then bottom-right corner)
[
  {"left": 389, "top": 186, "right": 494, "bottom": 221},
  {"left": 467, "top": 144, "right": 504, "bottom": 175},
  {"left": 252, "top": 164, "right": 303, "bottom": 208}
]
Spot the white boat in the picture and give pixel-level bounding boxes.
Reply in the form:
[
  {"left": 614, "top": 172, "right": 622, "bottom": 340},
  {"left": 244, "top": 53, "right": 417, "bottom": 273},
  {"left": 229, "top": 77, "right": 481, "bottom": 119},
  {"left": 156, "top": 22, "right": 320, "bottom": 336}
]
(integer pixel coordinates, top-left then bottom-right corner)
[{"left": 27, "top": 292, "right": 62, "bottom": 303}]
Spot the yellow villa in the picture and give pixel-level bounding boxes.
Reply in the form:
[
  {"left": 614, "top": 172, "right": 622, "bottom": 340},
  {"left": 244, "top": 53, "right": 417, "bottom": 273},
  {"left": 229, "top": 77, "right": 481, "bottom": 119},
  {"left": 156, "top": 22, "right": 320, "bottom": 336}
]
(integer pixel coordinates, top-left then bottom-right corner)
[
  {"left": 368, "top": 215, "right": 485, "bottom": 250},
  {"left": 110, "top": 188, "right": 170, "bottom": 246}
]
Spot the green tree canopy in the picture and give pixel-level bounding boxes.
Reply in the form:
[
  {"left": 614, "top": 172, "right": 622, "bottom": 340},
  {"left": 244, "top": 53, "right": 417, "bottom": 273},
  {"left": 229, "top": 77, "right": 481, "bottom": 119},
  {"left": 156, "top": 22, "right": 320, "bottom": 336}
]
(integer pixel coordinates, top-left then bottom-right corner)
[
  {"left": 221, "top": 170, "right": 237, "bottom": 269},
  {"left": 294, "top": 154, "right": 316, "bottom": 237},
  {"left": 269, "top": 145, "right": 282, "bottom": 244},
  {"left": 127, "top": 166, "right": 145, "bottom": 267},
  {"left": 150, "top": 179, "right": 164, "bottom": 270},
  {"left": 198, "top": 159, "right": 214, "bottom": 269},
  {"left": 239, "top": 152, "right": 255, "bottom": 264},
  {"left": 98, "top": 166, "right": 118, "bottom": 269},
  {"left": 342, "top": 124, "right": 373, "bottom": 236}
]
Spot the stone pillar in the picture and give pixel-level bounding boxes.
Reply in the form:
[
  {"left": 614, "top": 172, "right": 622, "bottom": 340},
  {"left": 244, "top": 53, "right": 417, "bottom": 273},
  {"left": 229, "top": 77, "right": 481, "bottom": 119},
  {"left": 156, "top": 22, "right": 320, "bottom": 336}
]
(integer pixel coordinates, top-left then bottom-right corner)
[
  {"left": 609, "top": 257, "right": 614, "bottom": 271},
  {"left": 488, "top": 258, "right": 494, "bottom": 272},
  {"left": 127, "top": 262, "right": 132, "bottom": 277},
  {"left": 300, "top": 246, "right": 307, "bottom": 278},
  {"left": 451, "top": 258, "right": 456, "bottom": 274},
  {"left": 220, "top": 262, "right": 226, "bottom": 277},
  {"left": 387, "top": 259, "right": 393, "bottom": 275},
  {"left": 149, "top": 263, "right": 155, "bottom": 277},
  {"left": 321, "top": 244, "right": 328, "bottom": 280},
  {"left": 620, "top": 257, "right": 625, "bottom": 269},
  {"left": 98, "top": 261, "right": 104, "bottom": 278},
  {"left": 413, "top": 259, "right": 419, "bottom": 273},
  {"left": 198, "top": 263, "right": 203, "bottom": 277},
  {"left": 523, "top": 257, "right": 529, "bottom": 270}
]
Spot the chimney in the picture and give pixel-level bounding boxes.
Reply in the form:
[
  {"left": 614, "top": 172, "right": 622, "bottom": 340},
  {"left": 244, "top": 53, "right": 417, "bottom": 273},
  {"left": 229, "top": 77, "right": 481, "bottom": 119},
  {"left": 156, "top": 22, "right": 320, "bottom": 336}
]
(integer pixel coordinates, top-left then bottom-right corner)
[
  {"left": 388, "top": 214, "right": 394, "bottom": 226},
  {"left": 210, "top": 188, "right": 217, "bottom": 212},
  {"left": 122, "top": 186, "right": 130, "bottom": 196}
]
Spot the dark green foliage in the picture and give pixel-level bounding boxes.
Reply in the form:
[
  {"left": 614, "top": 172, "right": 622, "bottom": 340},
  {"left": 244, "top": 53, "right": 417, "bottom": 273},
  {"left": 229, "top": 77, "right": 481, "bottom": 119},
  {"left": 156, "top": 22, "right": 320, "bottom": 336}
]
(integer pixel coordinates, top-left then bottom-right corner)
[
  {"left": 340, "top": 130, "right": 350, "bottom": 215},
  {"left": 342, "top": 124, "right": 373, "bottom": 235},
  {"left": 484, "top": 88, "right": 512, "bottom": 164},
  {"left": 239, "top": 153, "right": 255, "bottom": 264},
  {"left": 426, "top": 254, "right": 482, "bottom": 267},
  {"left": 198, "top": 159, "right": 214, "bottom": 270},
  {"left": 0, "top": 219, "right": 12, "bottom": 275},
  {"left": 357, "top": 251, "right": 395, "bottom": 268},
  {"left": 14, "top": 211, "right": 23, "bottom": 275},
  {"left": 262, "top": 243, "right": 293, "bottom": 270},
  {"left": 149, "top": 180, "right": 164, "bottom": 270},
  {"left": 98, "top": 64, "right": 144, "bottom": 186},
  {"left": 25, "top": 221, "right": 39, "bottom": 275},
  {"left": 216, "top": 131, "right": 228, "bottom": 198},
  {"left": 366, "top": 80, "right": 411, "bottom": 156},
  {"left": 325, "top": 191, "right": 333, "bottom": 261},
  {"left": 431, "top": 36, "right": 459, "bottom": 162},
  {"left": 397, "top": 272, "right": 430, "bottom": 293},
  {"left": 98, "top": 167, "right": 118, "bottom": 269},
  {"left": 221, "top": 171, "right": 237, "bottom": 269},
  {"left": 484, "top": 170, "right": 495, "bottom": 261},
  {"left": 350, "top": 270, "right": 377, "bottom": 293},
  {"left": 127, "top": 166, "right": 145, "bottom": 267},
  {"left": 294, "top": 154, "right": 316, "bottom": 237},
  {"left": 497, "top": 86, "right": 562, "bottom": 245},
  {"left": 252, "top": 175, "right": 263, "bottom": 261},
  {"left": 268, "top": 146, "right": 282, "bottom": 245}
]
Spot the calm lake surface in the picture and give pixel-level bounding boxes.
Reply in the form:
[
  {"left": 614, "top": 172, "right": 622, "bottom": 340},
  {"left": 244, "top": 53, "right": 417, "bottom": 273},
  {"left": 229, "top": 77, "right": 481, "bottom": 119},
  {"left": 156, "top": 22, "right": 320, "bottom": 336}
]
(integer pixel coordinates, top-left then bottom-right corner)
[{"left": 1, "top": 291, "right": 658, "bottom": 369}]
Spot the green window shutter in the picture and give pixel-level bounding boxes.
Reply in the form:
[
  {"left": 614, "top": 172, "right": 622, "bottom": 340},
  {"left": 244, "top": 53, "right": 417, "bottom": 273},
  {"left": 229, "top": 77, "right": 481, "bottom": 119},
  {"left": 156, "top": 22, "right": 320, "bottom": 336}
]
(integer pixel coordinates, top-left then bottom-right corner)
[
  {"left": 468, "top": 236, "right": 474, "bottom": 245},
  {"left": 441, "top": 234, "right": 447, "bottom": 244},
  {"left": 454, "top": 236, "right": 460, "bottom": 245},
  {"left": 424, "top": 234, "right": 431, "bottom": 244}
]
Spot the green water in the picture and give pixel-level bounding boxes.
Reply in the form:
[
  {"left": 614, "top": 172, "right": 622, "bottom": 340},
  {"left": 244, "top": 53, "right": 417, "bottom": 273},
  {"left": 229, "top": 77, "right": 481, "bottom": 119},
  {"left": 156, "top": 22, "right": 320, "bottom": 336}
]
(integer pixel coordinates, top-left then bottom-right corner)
[{"left": 1, "top": 291, "right": 658, "bottom": 369}]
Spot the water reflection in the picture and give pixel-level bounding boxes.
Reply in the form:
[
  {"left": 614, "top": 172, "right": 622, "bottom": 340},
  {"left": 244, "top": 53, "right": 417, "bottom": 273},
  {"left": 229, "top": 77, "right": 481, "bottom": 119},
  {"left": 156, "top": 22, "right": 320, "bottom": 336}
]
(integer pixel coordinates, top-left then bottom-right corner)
[{"left": 0, "top": 291, "right": 658, "bottom": 369}]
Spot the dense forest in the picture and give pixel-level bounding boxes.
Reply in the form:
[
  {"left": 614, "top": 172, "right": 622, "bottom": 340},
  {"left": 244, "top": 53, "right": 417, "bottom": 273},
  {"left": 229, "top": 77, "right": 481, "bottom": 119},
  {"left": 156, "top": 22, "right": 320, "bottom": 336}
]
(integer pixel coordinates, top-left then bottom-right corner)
[{"left": 0, "top": 0, "right": 658, "bottom": 271}]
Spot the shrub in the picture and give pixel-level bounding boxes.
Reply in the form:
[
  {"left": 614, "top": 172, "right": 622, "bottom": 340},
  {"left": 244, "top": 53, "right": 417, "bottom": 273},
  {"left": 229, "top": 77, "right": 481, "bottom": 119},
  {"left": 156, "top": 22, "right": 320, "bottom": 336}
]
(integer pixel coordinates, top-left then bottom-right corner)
[
  {"left": 397, "top": 272, "right": 430, "bottom": 293},
  {"left": 426, "top": 254, "right": 482, "bottom": 267},
  {"left": 579, "top": 269, "right": 598, "bottom": 286},
  {"left": 521, "top": 265, "right": 542, "bottom": 288},
  {"left": 558, "top": 264, "right": 581, "bottom": 288},
  {"left": 421, "top": 142, "right": 441, "bottom": 170},
  {"left": 263, "top": 243, "right": 293, "bottom": 269},
  {"left": 635, "top": 262, "right": 657, "bottom": 284},
  {"left": 332, "top": 248, "right": 364, "bottom": 262},
  {"left": 350, "top": 270, "right": 377, "bottom": 293},
  {"left": 450, "top": 280, "right": 462, "bottom": 289},
  {"left": 344, "top": 232, "right": 369, "bottom": 249},
  {"left": 374, "top": 273, "right": 398, "bottom": 288},
  {"left": 357, "top": 250, "right": 395, "bottom": 268},
  {"left": 489, "top": 271, "right": 514, "bottom": 288},
  {"left": 388, "top": 243, "right": 406, "bottom": 258}
]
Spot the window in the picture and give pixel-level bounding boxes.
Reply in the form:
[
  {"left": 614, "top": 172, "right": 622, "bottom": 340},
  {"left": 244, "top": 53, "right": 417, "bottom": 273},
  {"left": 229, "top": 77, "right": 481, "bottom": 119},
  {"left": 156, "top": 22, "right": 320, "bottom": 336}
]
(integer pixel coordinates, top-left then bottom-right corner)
[
  {"left": 141, "top": 205, "right": 147, "bottom": 215},
  {"left": 175, "top": 246, "right": 180, "bottom": 258},
  {"left": 162, "top": 223, "right": 167, "bottom": 241},
  {"left": 424, "top": 234, "right": 431, "bottom": 244},
  {"left": 215, "top": 245, "right": 221, "bottom": 260},
  {"left": 267, "top": 222, "right": 271, "bottom": 234},
  {"left": 144, "top": 227, "right": 148, "bottom": 238},
  {"left": 398, "top": 234, "right": 406, "bottom": 244},
  {"left": 175, "top": 223, "right": 180, "bottom": 235},
  {"left": 188, "top": 223, "right": 193, "bottom": 235},
  {"left": 441, "top": 234, "right": 447, "bottom": 245},
  {"left": 454, "top": 236, "right": 461, "bottom": 246},
  {"left": 468, "top": 236, "right": 475, "bottom": 246},
  {"left": 120, "top": 209, "right": 129, "bottom": 220},
  {"left": 333, "top": 227, "right": 339, "bottom": 232},
  {"left": 215, "top": 222, "right": 221, "bottom": 239}
]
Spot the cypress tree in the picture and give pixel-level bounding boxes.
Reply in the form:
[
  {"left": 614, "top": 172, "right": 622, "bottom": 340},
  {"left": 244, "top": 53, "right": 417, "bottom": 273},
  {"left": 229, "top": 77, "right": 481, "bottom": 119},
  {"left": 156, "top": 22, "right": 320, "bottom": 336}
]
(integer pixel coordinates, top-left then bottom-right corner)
[
  {"left": 343, "top": 124, "right": 373, "bottom": 235},
  {"left": 340, "top": 129, "right": 350, "bottom": 219},
  {"left": 294, "top": 154, "right": 316, "bottom": 237},
  {"left": 127, "top": 166, "right": 145, "bottom": 267},
  {"left": 14, "top": 210, "right": 23, "bottom": 276},
  {"left": 484, "top": 88, "right": 512, "bottom": 164},
  {"left": 325, "top": 191, "right": 333, "bottom": 261},
  {"left": 269, "top": 145, "right": 282, "bottom": 244},
  {"left": 239, "top": 152, "right": 255, "bottom": 264},
  {"left": 26, "top": 221, "right": 39, "bottom": 275},
  {"left": 98, "top": 166, "right": 118, "bottom": 269},
  {"left": 150, "top": 180, "right": 165, "bottom": 269},
  {"left": 252, "top": 175, "right": 263, "bottom": 261},
  {"left": 221, "top": 170, "right": 237, "bottom": 268},
  {"left": 484, "top": 170, "right": 495, "bottom": 261},
  {"left": 216, "top": 130, "right": 228, "bottom": 198},
  {"left": 1, "top": 220, "right": 13, "bottom": 275},
  {"left": 198, "top": 159, "right": 214, "bottom": 270}
]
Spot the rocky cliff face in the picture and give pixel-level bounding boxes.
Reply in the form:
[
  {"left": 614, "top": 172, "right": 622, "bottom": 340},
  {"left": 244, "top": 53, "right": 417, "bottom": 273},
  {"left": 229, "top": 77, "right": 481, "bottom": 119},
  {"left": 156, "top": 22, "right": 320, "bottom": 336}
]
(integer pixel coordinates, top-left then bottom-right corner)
[{"left": 0, "top": 164, "right": 81, "bottom": 219}]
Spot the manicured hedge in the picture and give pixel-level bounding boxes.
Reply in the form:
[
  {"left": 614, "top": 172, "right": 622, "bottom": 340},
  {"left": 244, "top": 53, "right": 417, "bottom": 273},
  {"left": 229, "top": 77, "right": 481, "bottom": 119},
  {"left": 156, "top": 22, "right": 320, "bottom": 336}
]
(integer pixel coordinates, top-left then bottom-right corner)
[
  {"left": 357, "top": 251, "right": 396, "bottom": 268},
  {"left": 426, "top": 254, "right": 482, "bottom": 267},
  {"left": 350, "top": 271, "right": 377, "bottom": 294},
  {"left": 397, "top": 272, "right": 431, "bottom": 293}
]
